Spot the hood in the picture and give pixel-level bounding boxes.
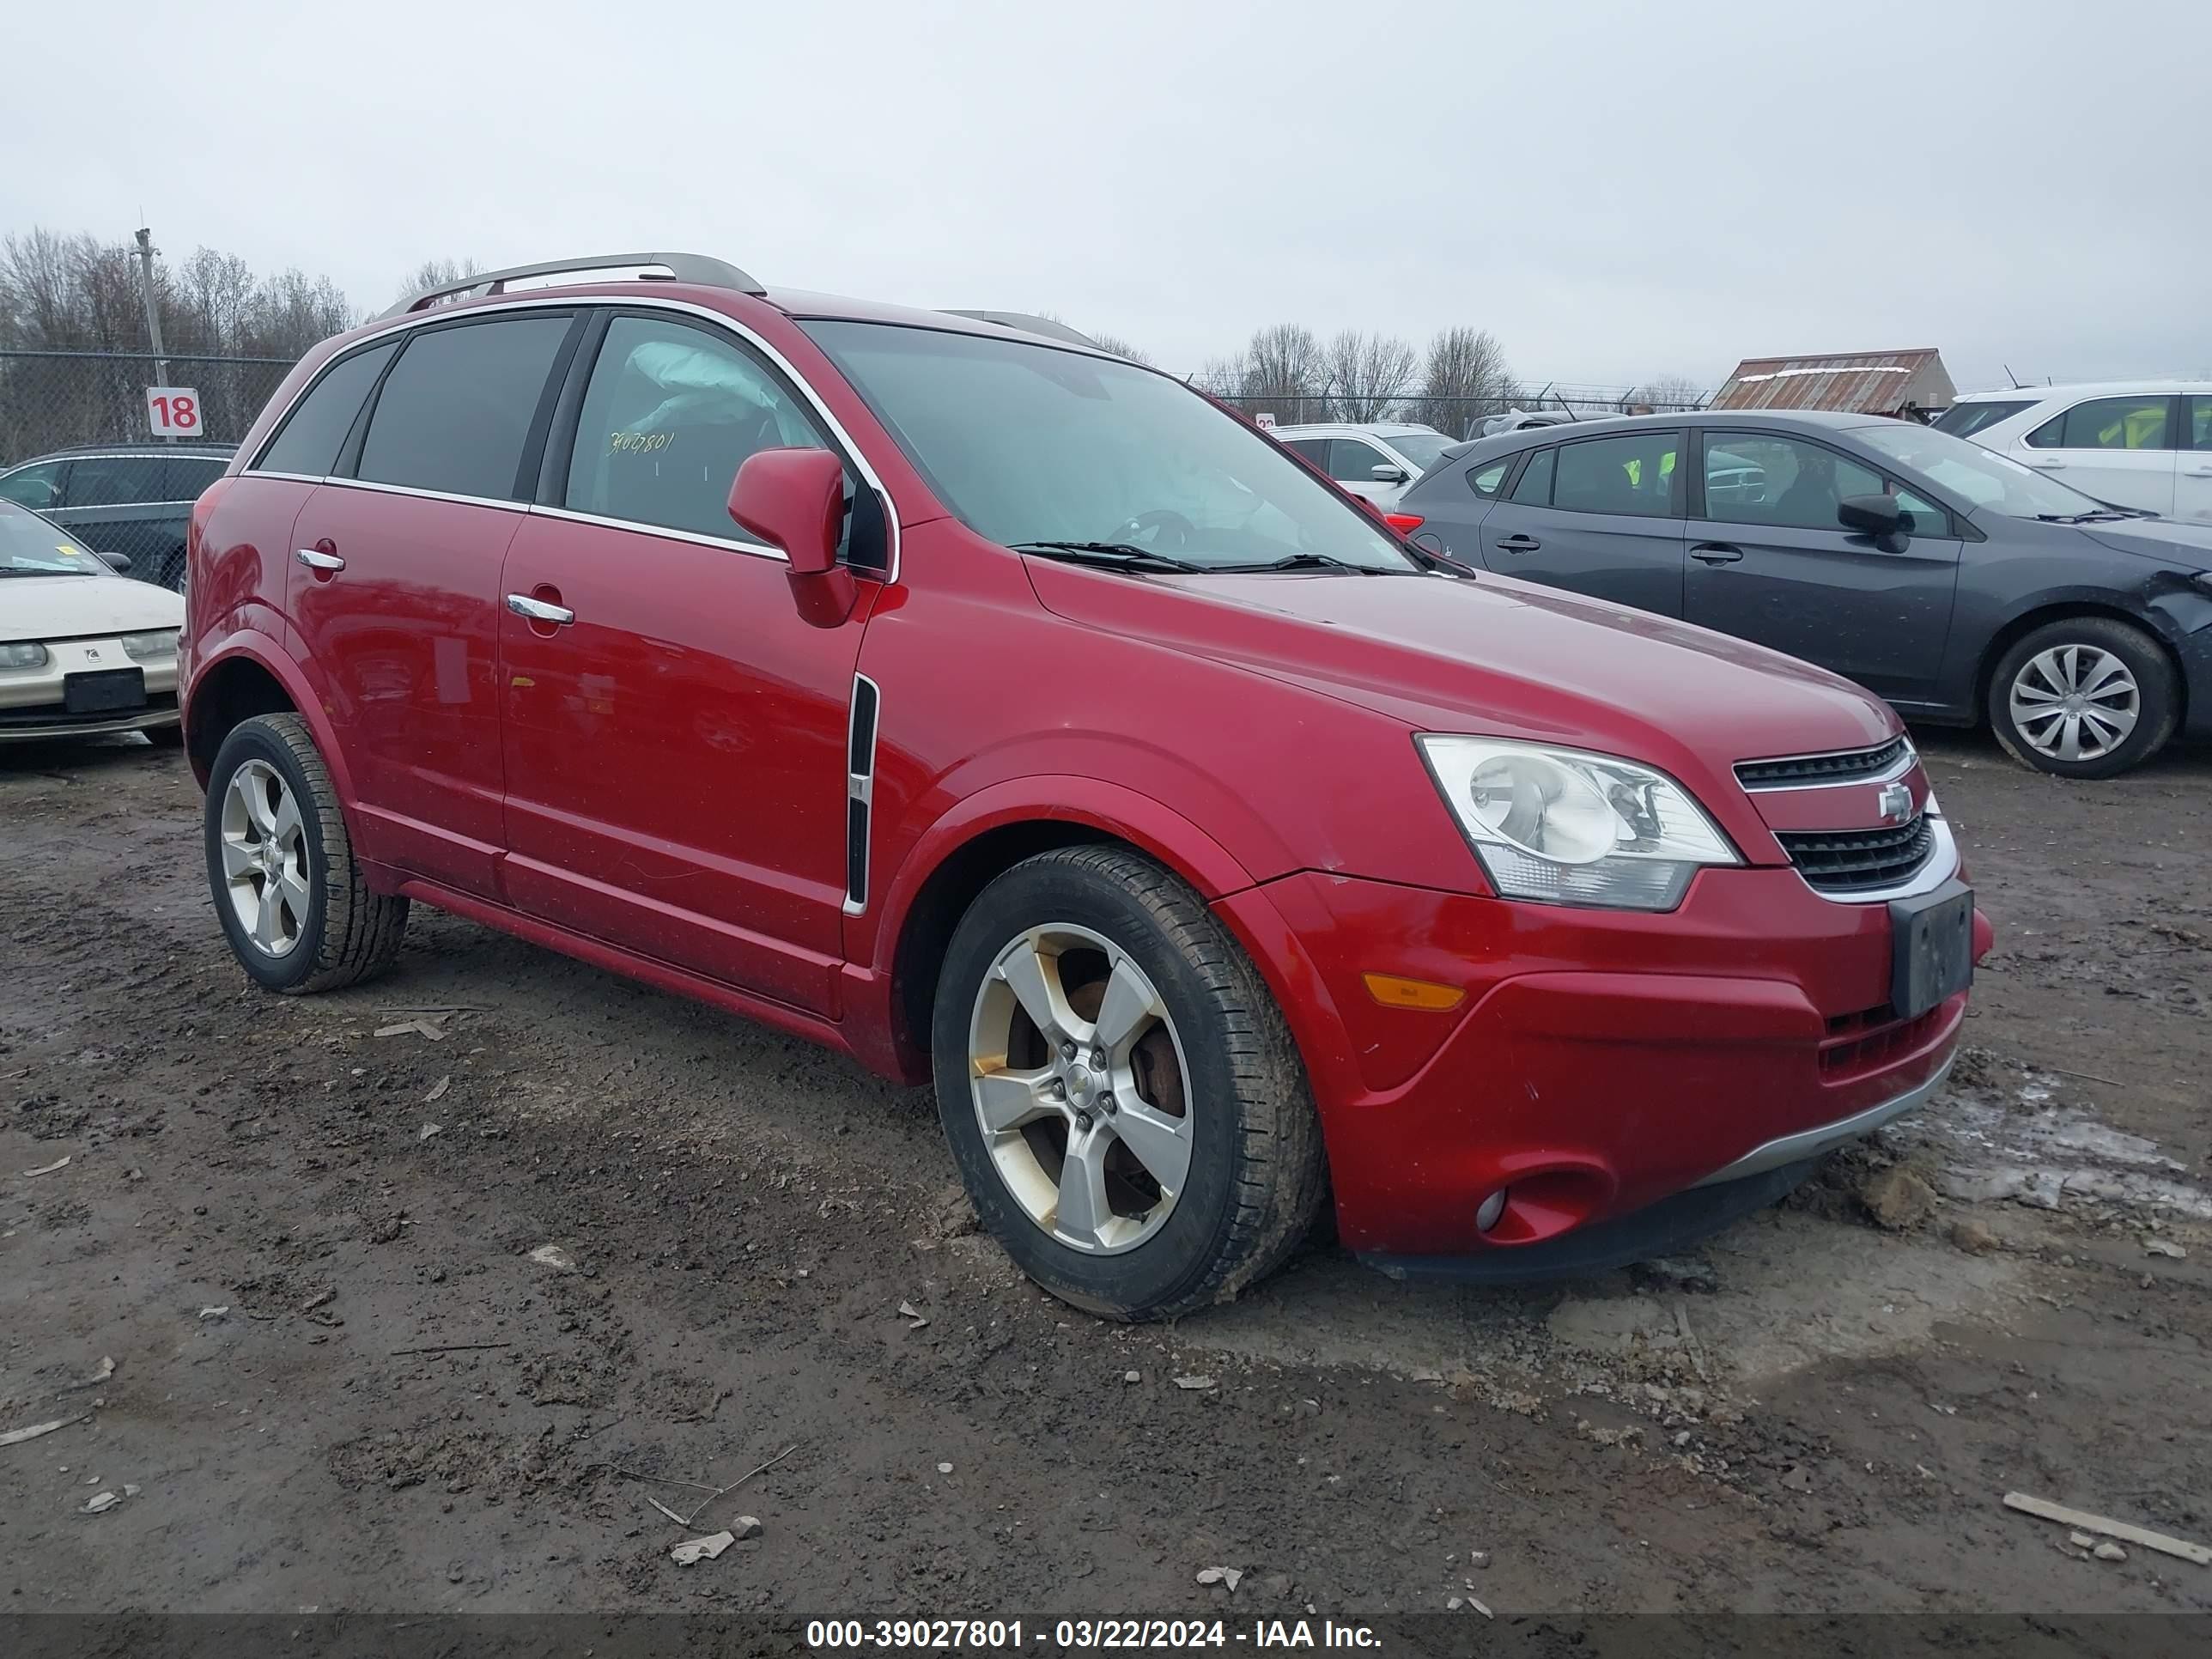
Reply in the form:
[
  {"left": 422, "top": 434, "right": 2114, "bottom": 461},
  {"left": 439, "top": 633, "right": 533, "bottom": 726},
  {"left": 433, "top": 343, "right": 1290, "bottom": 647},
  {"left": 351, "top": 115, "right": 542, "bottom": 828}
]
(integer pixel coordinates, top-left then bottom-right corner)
[
  {"left": 1, "top": 574, "right": 184, "bottom": 641},
  {"left": 1024, "top": 562, "right": 1898, "bottom": 799},
  {"left": 2079, "top": 516, "right": 2212, "bottom": 569}
]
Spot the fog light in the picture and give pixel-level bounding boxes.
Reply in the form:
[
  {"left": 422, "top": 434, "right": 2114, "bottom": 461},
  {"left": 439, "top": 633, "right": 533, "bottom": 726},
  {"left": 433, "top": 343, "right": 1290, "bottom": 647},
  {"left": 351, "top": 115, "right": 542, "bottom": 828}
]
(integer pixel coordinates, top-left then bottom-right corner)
[{"left": 1475, "top": 1188, "right": 1508, "bottom": 1232}]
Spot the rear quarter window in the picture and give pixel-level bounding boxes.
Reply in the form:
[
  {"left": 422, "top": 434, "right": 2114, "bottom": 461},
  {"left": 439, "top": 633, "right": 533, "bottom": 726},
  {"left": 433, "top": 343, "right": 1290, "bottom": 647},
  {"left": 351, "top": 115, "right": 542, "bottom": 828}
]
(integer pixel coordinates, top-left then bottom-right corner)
[
  {"left": 256, "top": 341, "right": 400, "bottom": 477},
  {"left": 1468, "top": 459, "right": 1511, "bottom": 498},
  {"left": 1933, "top": 399, "right": 2033, "bottom": 438}
]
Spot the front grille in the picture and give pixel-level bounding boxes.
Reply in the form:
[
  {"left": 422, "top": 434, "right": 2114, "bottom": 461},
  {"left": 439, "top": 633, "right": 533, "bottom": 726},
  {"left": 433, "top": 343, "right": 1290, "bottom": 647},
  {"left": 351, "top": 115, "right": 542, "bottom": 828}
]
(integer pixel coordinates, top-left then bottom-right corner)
[
  {"left": 1774, "top": 816, "right": 1935, "bottom": 895},
  {"left": 1820, "top": 1002, "right": 1947, "bottom": 1077},
  {"left": 1735, "top": 735, "right": 1909, "bottom": 790}
]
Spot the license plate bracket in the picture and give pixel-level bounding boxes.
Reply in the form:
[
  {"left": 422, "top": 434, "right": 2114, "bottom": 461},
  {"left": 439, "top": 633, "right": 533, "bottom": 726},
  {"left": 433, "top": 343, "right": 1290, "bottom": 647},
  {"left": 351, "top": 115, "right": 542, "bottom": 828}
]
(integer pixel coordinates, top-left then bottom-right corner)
[
  {"left": 63, "top": 667, "right": 147, "bottom": 715},
  {"left": 1890, "top": 879, "right": 1974, "bottom": 1020}
]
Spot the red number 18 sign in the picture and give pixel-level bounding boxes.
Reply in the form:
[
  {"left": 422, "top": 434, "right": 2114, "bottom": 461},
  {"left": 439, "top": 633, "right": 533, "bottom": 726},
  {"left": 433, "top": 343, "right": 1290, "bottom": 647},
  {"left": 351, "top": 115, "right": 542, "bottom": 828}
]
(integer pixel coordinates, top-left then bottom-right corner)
[{"left": 146, "top": 386, "right": 203, "bottom": 437}]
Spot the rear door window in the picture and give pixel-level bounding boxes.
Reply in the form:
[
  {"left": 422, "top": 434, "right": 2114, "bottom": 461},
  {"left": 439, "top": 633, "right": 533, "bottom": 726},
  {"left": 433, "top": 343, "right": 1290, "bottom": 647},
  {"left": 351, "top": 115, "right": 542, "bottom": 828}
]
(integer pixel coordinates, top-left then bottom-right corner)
[
  {"left": 1282, "top": 439, "right": 1330, "bottom": 467},
  {"left": 563, "top": 313, "right": 832, "bottom": 542},
  {"left": 63, "top": 455, "right": 164, "bottom": 507},
  {"left": 357, "top": 318, "right": 573, "bottom": 499},
  {"left": 255, "top": 341, "right": 400, "bottom": 477},
  {"left": 1551, "top": 432, "right": 1683, "bottom": 518},
  {"left": 2026, "top": 395, "right": 2175, "bottom": 451},
  {"left": 1508, "top": 447, "right": 1554, "bottom": 505}
]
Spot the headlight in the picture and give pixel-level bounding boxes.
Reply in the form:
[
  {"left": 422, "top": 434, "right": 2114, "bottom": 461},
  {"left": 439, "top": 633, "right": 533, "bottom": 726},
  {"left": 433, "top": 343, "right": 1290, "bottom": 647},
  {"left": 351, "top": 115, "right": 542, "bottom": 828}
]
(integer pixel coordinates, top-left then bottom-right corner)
[
  {"left": 1417, "top": 735, "right": 1739, "bottom": 911},
  {"left": 0, "top": 641, "right": 49, "bottom": 670},
  {"left": 120, "top": 629, "right": 179, "bottom": 662}
]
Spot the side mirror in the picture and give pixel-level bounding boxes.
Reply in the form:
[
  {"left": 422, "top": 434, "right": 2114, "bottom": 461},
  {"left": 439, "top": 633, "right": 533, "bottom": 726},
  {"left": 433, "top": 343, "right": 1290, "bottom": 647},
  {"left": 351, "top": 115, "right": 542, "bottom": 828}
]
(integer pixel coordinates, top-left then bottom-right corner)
[
  {"left": 1838, "top": 493, "right": 1907, "bottom": 539},
  {"left": 728, "top": 447, "right": 845, "bottom": 577},
  {"left": 1370, "top": 463, "right": 1409, "bottom": 483},
  {"left": 95, "top": 550, "right": 133, "bottom": 573}
]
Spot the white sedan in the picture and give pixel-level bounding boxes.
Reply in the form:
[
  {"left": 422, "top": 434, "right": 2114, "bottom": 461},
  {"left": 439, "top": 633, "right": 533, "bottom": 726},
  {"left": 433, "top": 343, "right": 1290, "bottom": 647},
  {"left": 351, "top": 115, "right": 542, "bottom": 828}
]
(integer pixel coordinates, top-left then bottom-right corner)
[{"left": 0, "top": 498, "right": 184, "bottom": 744}]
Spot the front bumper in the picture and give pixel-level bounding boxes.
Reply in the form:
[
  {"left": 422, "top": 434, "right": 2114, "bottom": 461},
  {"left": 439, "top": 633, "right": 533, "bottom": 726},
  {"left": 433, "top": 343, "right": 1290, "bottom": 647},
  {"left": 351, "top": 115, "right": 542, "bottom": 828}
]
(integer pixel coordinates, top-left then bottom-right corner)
[
  {"left": 0, "top": 637, "right": 179, "bottom": 743},
  {"left": 1213, "top": 862, "right": 1990, "bottom": 1261}
]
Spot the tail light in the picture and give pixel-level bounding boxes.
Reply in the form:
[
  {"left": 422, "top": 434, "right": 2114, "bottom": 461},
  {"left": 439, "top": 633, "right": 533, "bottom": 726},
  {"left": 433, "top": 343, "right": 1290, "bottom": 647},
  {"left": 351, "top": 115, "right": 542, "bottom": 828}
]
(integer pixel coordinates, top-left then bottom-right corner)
[{"left": 1384, "top": 512, "right": 1425, "bottom": 534}]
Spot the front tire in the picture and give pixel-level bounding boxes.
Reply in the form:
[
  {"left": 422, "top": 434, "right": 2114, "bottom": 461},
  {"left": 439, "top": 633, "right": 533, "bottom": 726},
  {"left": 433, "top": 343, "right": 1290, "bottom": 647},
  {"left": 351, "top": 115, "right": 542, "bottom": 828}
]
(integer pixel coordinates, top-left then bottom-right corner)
[
  {"left": 204, "top": 714, "right": 409, "bottom": 993},
  {"left": 932, "top": 846, "right": 1326, "bottom": 1321},
  {"left": 1988, "top": 617, "right": 2177, "bottom": 778}
]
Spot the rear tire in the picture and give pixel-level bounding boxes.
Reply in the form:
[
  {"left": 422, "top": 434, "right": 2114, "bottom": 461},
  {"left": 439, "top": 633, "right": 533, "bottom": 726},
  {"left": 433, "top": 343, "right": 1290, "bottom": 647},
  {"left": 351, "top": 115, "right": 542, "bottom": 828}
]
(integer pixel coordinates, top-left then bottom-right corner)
[
  {"left": 1988, "top": 617, "right": 2176, "bottom": 779},
  {"left": 204, "top": 714, "right": 409, "bottom": 994},
  {"left": 932, "top": 845, "right": 1326, "bottom": 1321}
]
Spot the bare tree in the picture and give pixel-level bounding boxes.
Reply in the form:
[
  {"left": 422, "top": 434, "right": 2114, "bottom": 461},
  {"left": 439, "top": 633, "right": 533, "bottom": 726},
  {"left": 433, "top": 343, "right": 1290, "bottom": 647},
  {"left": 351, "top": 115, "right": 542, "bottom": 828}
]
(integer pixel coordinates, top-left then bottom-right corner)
[
  {"left": 392, "top": 257, "right": 483, "bottom": 307},
  {"left": 1323, "top": 330, "right": 1418, "bottom": 422},
  {"left": 1087, "top": 331, "right": 1152, "bottom": 365},
  {"left": 1240, "top": 323, "right": 1325, "bottom": 424},
  {"left": 1417, "top": 326, "right": 1515, "bottom": 439},
  {"left": 1630, "top": 374, "right": 1706, "bottom": 410}
]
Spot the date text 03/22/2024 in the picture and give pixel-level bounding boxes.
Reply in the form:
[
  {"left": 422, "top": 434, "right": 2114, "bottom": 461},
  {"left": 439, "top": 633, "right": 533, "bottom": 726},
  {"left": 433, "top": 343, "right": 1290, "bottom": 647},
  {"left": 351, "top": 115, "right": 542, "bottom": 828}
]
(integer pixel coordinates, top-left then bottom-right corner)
[{"left": 805, "top": 1619, "right": 1386, "bottom": 1650}]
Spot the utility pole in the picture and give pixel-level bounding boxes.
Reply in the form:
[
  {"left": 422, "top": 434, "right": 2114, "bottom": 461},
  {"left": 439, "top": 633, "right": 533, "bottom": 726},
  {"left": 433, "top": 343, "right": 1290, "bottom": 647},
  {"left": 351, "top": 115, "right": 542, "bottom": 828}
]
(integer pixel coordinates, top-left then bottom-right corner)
[{"left": 134, "top": 227, "right": 173, "bottom": 441}]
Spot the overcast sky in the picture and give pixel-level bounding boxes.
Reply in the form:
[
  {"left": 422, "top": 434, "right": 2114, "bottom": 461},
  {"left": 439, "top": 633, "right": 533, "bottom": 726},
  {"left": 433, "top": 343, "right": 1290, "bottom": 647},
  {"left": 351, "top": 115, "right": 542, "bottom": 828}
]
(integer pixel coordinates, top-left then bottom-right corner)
[{"left": 9, "top": 0, "right": 2205, "bottom": 394}]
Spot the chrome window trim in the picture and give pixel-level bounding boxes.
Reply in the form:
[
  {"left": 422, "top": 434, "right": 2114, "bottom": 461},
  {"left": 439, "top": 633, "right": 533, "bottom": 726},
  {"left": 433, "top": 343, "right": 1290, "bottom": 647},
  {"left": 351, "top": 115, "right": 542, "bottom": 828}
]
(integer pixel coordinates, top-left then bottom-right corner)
[
  {"left": 1788, "top": 813, "right": 1959, "bottom": 905},
  {"left": 526, "top": 502, "right": 786, "bottom": 563},
  {"left": 1735, "top": 741, "right": 1917, "bottom": 793},
  {"left": 239, "top": 292, "right": 902, "bottom": 582}
]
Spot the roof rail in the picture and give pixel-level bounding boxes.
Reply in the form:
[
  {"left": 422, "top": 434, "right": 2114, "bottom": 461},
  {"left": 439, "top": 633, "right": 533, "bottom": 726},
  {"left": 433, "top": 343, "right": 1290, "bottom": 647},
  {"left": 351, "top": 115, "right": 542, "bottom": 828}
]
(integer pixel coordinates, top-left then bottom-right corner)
[
  {"left": 377, "top": 252, "right": 765, "bottom": 320},
  {"left": 940, "top": 310, "right": 1102, "bottom": 349}
]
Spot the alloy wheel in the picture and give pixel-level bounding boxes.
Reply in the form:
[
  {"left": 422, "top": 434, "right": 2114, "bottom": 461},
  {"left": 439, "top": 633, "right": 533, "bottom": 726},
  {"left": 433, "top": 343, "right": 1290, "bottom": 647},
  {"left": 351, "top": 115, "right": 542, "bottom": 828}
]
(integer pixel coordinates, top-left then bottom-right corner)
[
  {"left": 218, "top": 758, "right": 311, "bottom": 957},
  {"left": 966, "top": 924, "right": 1193, "bottom": 1255},
  {"left": 2008, "top": 645, "right": 2139, "bottom": 763}
]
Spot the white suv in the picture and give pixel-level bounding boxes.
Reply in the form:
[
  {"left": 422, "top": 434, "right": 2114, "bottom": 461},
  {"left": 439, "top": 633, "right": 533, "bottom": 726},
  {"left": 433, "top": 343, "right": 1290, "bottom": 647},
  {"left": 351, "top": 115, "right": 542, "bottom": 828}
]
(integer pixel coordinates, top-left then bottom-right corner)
[
  {"left": 1936, "top": 382, "right": 2212, "bottom": 521},
  {"left": 1272, "top": 423, "right": 1456, "bottom": 507}
]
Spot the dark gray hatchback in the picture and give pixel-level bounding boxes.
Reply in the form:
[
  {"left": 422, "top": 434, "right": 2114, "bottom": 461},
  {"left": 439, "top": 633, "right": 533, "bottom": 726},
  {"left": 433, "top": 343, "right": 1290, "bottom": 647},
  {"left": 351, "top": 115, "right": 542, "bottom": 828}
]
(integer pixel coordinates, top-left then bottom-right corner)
[
  {"left": 1394, "top": 410, "right": 2212, "bottom": 777},
  {"left": 0, "top": 443, "right": 236, "bottom": 592}
]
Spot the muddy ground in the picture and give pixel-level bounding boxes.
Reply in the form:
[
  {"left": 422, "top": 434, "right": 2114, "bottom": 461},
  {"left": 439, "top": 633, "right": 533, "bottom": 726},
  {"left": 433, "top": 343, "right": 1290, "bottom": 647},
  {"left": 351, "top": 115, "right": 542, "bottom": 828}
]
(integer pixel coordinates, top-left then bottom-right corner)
[{"left": 1, "top": 726, "right": 2207, "bottom": 1624}]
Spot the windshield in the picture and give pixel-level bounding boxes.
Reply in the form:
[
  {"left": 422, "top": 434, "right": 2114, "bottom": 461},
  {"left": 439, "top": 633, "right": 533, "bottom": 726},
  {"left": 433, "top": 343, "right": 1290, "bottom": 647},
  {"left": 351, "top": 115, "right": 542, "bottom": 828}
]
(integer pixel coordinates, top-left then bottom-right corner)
[
  {"left": 1932, "top": 399, "right": 2033, "bottom": 439},
  {"left": 1852, "top": 422, "right": 2111, "bottom": 519},
  {"left": 0, "top": 500, "right": 107, "bottom": 577},
  {"left": 1382, "top": 431, "right": 1453, "bottom": 472},
  {"left": 799, "top": 322, "right": 1415, "bottom": 572}
]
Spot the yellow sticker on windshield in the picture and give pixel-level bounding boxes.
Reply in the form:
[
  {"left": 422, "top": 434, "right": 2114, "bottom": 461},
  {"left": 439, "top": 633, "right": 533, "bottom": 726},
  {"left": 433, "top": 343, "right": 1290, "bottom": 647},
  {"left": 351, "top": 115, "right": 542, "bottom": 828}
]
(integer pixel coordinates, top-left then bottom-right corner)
[{"left": 58, "top": 544, "right": 81, "bottom": 555}]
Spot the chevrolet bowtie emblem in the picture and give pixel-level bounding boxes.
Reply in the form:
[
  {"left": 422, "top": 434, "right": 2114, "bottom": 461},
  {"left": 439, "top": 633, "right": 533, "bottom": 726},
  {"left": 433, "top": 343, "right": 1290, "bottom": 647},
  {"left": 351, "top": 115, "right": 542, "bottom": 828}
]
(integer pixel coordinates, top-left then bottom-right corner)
[{"left": 1877, "top": 781, "right": 1913, "bottom": 824}]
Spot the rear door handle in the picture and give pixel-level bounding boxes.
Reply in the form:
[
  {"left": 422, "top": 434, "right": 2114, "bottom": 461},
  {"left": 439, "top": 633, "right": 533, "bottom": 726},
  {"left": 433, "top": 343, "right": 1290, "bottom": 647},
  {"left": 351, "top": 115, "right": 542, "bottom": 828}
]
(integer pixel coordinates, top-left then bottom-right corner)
[
  {"left": 1494, "top": 533, "right": 1540, "bottom": 552},
  {"left": 2185, "top": 465, "right": 2212, "bottom": 477},
  {"left": 506, "top": 593, "right": 575, "bottom": 625},
  {"left": 295, "top": 547, "right": 344, "bottom": 572},
  {"left": 1691, "top": 544, "right": 1744, "bottom": 565},
  {"left": 2021, "top": 458, "right": 2065, "bottom": 470}
]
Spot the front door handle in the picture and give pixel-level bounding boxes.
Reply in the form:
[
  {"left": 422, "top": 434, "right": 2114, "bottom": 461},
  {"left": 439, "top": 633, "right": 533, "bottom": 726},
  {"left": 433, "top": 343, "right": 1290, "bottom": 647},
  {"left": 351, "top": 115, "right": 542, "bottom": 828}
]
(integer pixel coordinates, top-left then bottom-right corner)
[
  {"left": 505, "top": 593, "right": 575, "bottom": 625},
  {"left": 1494, "top": 533, "right": 1541, "bottom": 553},
  {"left": 2021, "top": 458, "right": 2065, "bottom": 471},
  {"left": 1691, "top": 544, "right": 1744, "bottom": 565},
  {"left": 2185, "top": 465, "right": 2212, "bottom": 477},
  {"left": 295, "top": 547, "right": 344, "bottom": 572}
]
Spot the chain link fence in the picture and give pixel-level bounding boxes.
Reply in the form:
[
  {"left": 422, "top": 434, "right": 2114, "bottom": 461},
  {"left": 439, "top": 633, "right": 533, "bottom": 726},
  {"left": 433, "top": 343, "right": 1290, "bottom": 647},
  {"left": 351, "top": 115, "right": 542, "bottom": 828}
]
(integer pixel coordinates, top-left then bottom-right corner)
[{"left": 0, "top": 349, "right": 299, "bottom": 466}]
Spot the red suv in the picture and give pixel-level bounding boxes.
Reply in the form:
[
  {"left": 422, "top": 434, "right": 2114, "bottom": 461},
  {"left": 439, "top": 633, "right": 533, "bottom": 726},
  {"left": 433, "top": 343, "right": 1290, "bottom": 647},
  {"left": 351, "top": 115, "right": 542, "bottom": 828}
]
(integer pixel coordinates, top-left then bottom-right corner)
[{"left": 181, "top": 253, "right": 1990, "bottom": 1320}]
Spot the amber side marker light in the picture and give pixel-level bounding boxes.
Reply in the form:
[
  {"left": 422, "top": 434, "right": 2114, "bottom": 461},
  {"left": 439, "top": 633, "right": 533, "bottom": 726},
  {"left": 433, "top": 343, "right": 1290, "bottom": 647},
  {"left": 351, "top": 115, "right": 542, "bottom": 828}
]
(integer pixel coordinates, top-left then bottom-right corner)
[{"left": 1362, "top": 972, "right": 1466, "bottom": 1012}]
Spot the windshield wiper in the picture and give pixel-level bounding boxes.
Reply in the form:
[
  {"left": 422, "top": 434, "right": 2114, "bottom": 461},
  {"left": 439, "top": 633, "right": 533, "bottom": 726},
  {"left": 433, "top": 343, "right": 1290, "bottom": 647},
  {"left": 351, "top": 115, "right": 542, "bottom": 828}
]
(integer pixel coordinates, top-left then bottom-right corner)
[
  {"left": 2035, "top": 511, "right": 2136, "bottom": 524},
  {"left": 1010, "top": 541, "right": 1208, "bottom": 574},
  {"left": 1205, "top": 552, "right": 1401, "bottom": 576}
]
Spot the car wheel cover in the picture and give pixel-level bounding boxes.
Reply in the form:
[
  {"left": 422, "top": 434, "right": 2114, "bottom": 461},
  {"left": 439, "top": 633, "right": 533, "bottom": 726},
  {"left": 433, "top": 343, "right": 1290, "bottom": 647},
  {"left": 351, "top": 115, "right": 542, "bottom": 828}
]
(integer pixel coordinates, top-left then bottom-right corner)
[
  {"left": 218, "top": 758, "right": 311, "bottom": 957},
  {"left": 967, "top": 923, "right": 1193, "bottom": 1255},
  {"left": 2008, "top": 645, "right": 2139, "bottom": 763}
]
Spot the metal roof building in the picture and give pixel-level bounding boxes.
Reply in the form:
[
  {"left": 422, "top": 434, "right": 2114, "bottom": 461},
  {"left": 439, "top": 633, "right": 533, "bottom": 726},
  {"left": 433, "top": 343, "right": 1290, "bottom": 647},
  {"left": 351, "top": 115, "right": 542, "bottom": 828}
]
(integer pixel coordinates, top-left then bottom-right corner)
[{"left": 1710, "top": 349, "right": 1956, "bottom": 419}]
